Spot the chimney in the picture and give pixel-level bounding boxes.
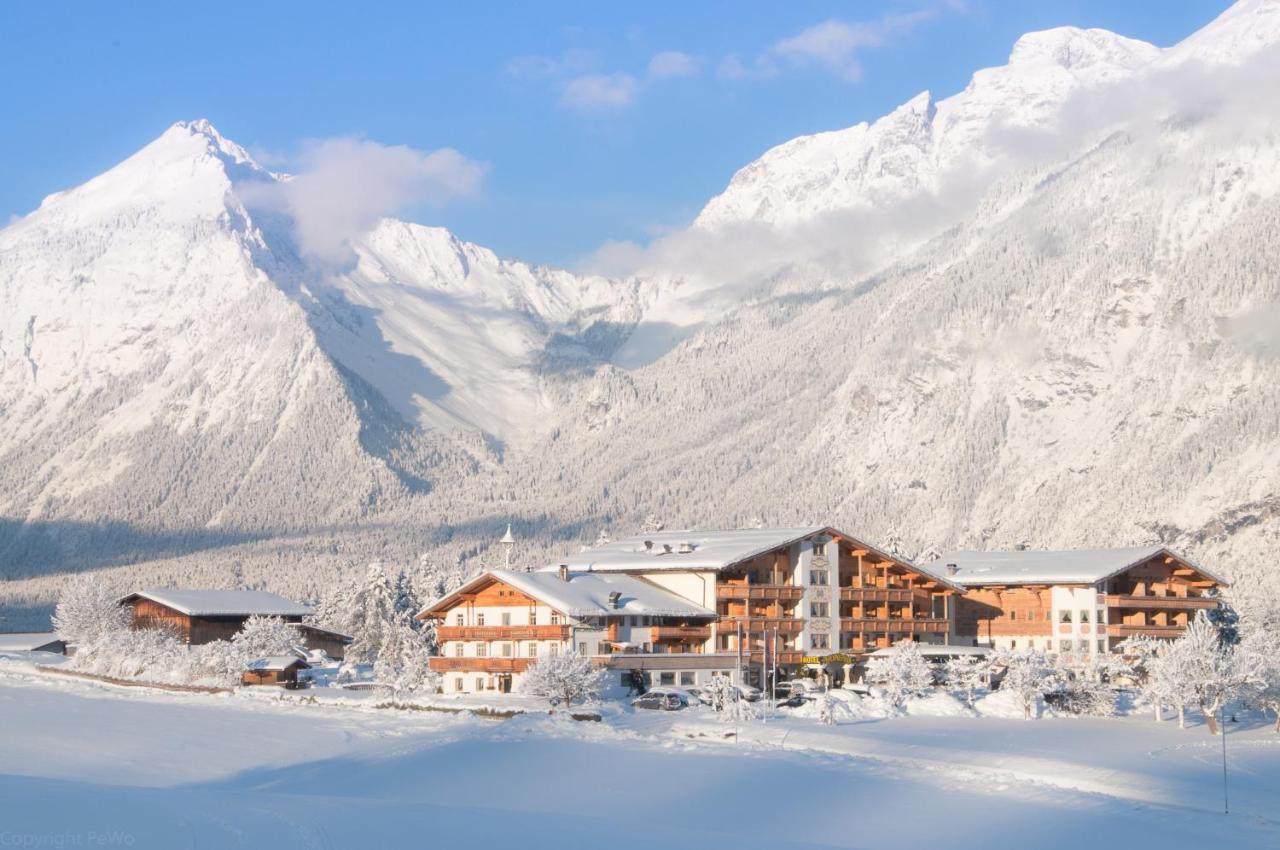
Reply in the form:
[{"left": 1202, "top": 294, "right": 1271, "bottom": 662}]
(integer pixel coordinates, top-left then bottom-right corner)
[
  {"left": 946, "top": 563, "right": 959, "bottom": 576},
  {"left": 558, "top": 564, "right": 570, "bottom": 582},
  {"left": 607, "top": 591, "right": 622, "bottom": 609},
  {"left": 643, "top": 540, "right": 654, "bottom": 552},
  {"left": 677, "top": 541, "right": 693, "bottom": 554},
  {"left": 662, "top": 543, "right": 673, "bottom": 554}
]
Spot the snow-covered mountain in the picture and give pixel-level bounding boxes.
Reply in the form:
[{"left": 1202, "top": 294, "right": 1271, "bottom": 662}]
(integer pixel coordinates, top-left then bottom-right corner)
[
  {"left": 0, "top": 120, "right": 636, "bottom": 568},
  {"left": 4, "top": 0, "right": 1280, "bottom": 622}
]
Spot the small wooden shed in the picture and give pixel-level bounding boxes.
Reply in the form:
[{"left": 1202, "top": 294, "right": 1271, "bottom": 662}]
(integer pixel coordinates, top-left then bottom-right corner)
[{"left": 242, "top": 655, "right": 310, "bottom": 688}]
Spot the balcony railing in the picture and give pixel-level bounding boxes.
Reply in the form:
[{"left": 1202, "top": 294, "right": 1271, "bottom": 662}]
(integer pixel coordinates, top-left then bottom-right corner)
[
  {"left": 1106, "top": 624, "right": 1187, "bottom": 637},
  {"left": 436, "top": 625, "right": 570, "bottom": 641},
  {"left": 719, "top": 617, "right": 805, "bottom": 634},
  {"left": 1102, "top": 594, "right": 1217, "bottom": 611},
  {"left": 749, "top": 650, "right": 804, "bottom": 665},
  {"left": 428, "top": 657, "right": 533, "bottom": 673},
  {"left": 838, "top": 588, "right": 916, "bottom": 603},
  {"left": 651, "top": 625, "right": 712, "bottom": 641},
  {"left": 839, "top": 618, "right": 948, "bottom": 634},
  {"left": 717, "top": 585, "right": 804, "bottom": 601}
]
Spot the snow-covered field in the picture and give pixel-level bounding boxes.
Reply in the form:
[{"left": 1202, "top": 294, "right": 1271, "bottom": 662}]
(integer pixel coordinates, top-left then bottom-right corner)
[{"left": 1, "top": 659, "right": 1277, "bottom": 849}]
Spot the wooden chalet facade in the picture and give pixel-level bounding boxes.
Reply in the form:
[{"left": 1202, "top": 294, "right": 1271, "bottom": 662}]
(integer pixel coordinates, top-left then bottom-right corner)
[
  {"left": 242, "top": 655, "right": 309, "bottom": 687},
  {"left": 120, "top": 590, "right": 315, "bottom": 646},
  {"left": 418, "top": 568, "right": 722, "bottom": 695},
  {"left": 930, "top": 546, "right": 1227, "bottom": 656},
  {"left": 544, "top": 527, "right": 963, "bottom": 687}
]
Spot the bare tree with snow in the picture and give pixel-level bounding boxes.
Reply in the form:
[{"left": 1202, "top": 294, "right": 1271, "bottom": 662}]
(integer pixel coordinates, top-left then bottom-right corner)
[
  {"left": 993, "top": 649, "right": 1061, "bottom": 720},
  {"left": 52, "top": 575, "right": 129, "bottom": 648},
  {"left": 865, "top": 641, "right": 934, "bottom": 710},
  {"left": 943, "top": 654, "right": 990, "bottom": 708},
  {"left": 520, "top": 652, "right": 607, "bottom": 711}
]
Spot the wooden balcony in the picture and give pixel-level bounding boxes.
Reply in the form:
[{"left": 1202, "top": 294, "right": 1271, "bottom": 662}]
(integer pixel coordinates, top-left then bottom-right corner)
[
  {"left": 720, "top": 617, "right": 805, "bottom": 635},
  {"left": 1106, "top": 624, "right": 1187, "bottom": 638},
  {"left": 428, "top": 657, "right": 533, "bottom": 673},
  {"left": 651, "top": 624, "right": 712, "bottom": 641},
  {"left": 436, "top": 625, "right": 569, "bottom": 641},
  {"left": 1102, "top": 595, "right": 1217, "bottom": 611},
  {"left": 838, "top": 587, "right": 916, "bottom": 603},
  {"left": 717, "top": 585, "right": 804, "bottom": 601},
  {"left": 840, "top": 618, "right": 949, "bottom": 635}
]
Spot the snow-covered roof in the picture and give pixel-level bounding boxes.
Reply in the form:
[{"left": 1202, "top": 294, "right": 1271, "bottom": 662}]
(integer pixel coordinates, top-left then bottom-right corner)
[
  {"left": 245, "top": 655, "right": 308, "bottom": 672},
  {"left": 556, "top": 527, "right": 827, "bottom": 572},
  {"left": 922, "top": 546, "right": 1228, "bottom": 587},
  {"left": 0, "top": 632, "right": 64, "bottom": 651},
  {"left": 549, "top": 527, "right": 963, "bottom": 591},
  {"left": 419, "top": 569, "right": 716, "bottom": 620},
  {"left": 122, "top": 589, "right": 314, "bottom": 617}
]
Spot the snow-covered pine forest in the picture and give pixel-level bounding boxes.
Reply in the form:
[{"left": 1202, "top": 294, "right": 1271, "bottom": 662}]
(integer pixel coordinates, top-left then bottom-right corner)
[{"left": 4, "top": 1, "right": 1280, "bottom": 630}]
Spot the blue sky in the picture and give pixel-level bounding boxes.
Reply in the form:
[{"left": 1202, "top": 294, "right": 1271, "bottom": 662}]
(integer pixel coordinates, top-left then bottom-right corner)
[{"left": 0, "top": 1, "right": 1231, "bottom": 267}]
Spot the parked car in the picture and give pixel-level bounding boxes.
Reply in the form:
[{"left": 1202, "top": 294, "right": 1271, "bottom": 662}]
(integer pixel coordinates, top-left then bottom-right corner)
[
  {"left": 647, "top": 686, "right": 697, "bottom": 706},
  {"left": 735, "top": 684, "right": 763, "bottom": 702},
  {"left": 632, "top": 692, "right": 684, "bottom": 711},
  {"left": 683, "top": 686, "right": 714, "bottom": 706}
]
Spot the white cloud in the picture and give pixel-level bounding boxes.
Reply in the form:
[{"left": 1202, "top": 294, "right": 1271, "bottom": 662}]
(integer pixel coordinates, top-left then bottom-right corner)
[
  {"left": 559, "top": 73, "right": 642, "bottom": 111},
  {"left": 716, "top": 53, "right": 778, "bottom": 81},
  {"left": 724, "top": 3, "right": 962, "bottom": 84},
  {"left": 239, "top": 138, "right": 487, "bottom": 265},
  {"left": 647, "top": 50, "right": 699, "bottom": 80},
  {"left": 774, "top": 19, "right": 881, "bottom": 82}
]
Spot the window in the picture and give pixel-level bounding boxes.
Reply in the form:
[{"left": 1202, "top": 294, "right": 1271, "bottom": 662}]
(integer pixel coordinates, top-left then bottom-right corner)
[
  {"left": 578, "top": 642, "right": 587, "bottom": 655},
  {"left": 810, "top": 634, "right": 830, "bottom": 650},
  {"left": 1079, "top": 610, "right": 1090, "bottom": 624},
  {"left": 475, "top": 678, "right": 484, "bottom": 692},
  {"left": 550, "top": 612, "right": 561, "bottom": 625},
  {"left": 1097, "top": 608, "right": 1106, "bottom": 624},
  {"left": 811, "top": 602, "right": 829, "bottom": 618},
  {"left": 1009, "top": 610, "right": 1018, "bottom": 621},
  {"left": 1011, "top": 640, "right": 1018, "bottom": 648},
  {"left": 659, "top": 672, "right": 676, "bottom": 686},
  {"left": 502, "top": 612, "right": 512, "bottom": 626},
  {"left": 1060, "top": 610, "right": 1073, "bottom": 624},
  {"left": 1059, "top": 640, "right": 1072, "bottom": 651},
  {"left": 455, "top": 613, "right": 464, "bottom": 626},
  {"left": 453, "top": 642, "right": 463, "bottom": 657},
  {"left": 527, "top": 642, "right": 538, "bottom": 657},
  {"left": 810, "top": 570, "right": 828, "bottom": 586},
  {"left": 477, "top": 613, "right": 485, "bottom": 626},
  {"left": 1076, "top": 640, "right": 1089, "bottom": 652},
  {"left": 549, "top": 644, "right": 559, "bottom": 657},
  {"left": 813, "top": 542, "right": 827, "bottom": 556},
  {"left": 501, "top": 642, "right": 512, "bottom": 657},
  {"left": 529, "top": 608, "right": 538, "bottom": 625},
  {"left": 476, "top": 643, "right": 488, "bottom": 657},
  {"left": 680, "top": 672, "right": 696, "bottom": 686},
  {"left": 1098, "top": 640, "right": 1107, "bottom": 652},
  {"left": 454, "top": 677, "right": 464, "bottom": 692}
]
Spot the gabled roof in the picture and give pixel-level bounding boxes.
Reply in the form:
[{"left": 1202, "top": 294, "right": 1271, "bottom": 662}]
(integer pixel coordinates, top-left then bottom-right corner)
[
  {"left": 923, "top": 546, "right": 1228, "bottom": 587},
  {"left": 121, "top": 589, "right": 314, "bottom": 618},
  {"left": 418, "top": 569, "right": 716, "bottom": 620},
  {"left": 547, "top": 526, "right": 963, "bottom": 591},
  {"left": 246, "top": 655, "right": 309, "bottom": 671},
  {"left": 0, "top": 632, "right": 65, "bottom": 652}
]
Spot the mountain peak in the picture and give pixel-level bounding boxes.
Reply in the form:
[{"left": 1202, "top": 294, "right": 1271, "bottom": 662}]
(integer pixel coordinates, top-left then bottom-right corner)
[{"left": 1008, "top": 27, "right": 1159, "bottom": 74}]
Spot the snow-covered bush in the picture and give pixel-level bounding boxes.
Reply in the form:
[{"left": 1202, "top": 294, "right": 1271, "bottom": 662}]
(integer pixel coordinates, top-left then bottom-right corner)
[
  {"left": 942, "top": 654, "right": 990, "bottom": 708},
  {"left": 816, "top": 693, "right": 838, "bottom": 725},
  {"left": 520, "top": 652, "right": 607, "bottom": 710},
  {"left": 864, "top": 641, "right": 933, "bottom": 709},
  {"left": 993, "top": 649, "right": 1061, "bottom": 720},
  {"left": 232, "top": 615, "right": 298, "bottom": 661},
  {"left": 1048, "top": 674, "right": 1115, "bottom": 716},
  {"left": 52, "top": 575, "right": 130, "bottom": 649}
]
